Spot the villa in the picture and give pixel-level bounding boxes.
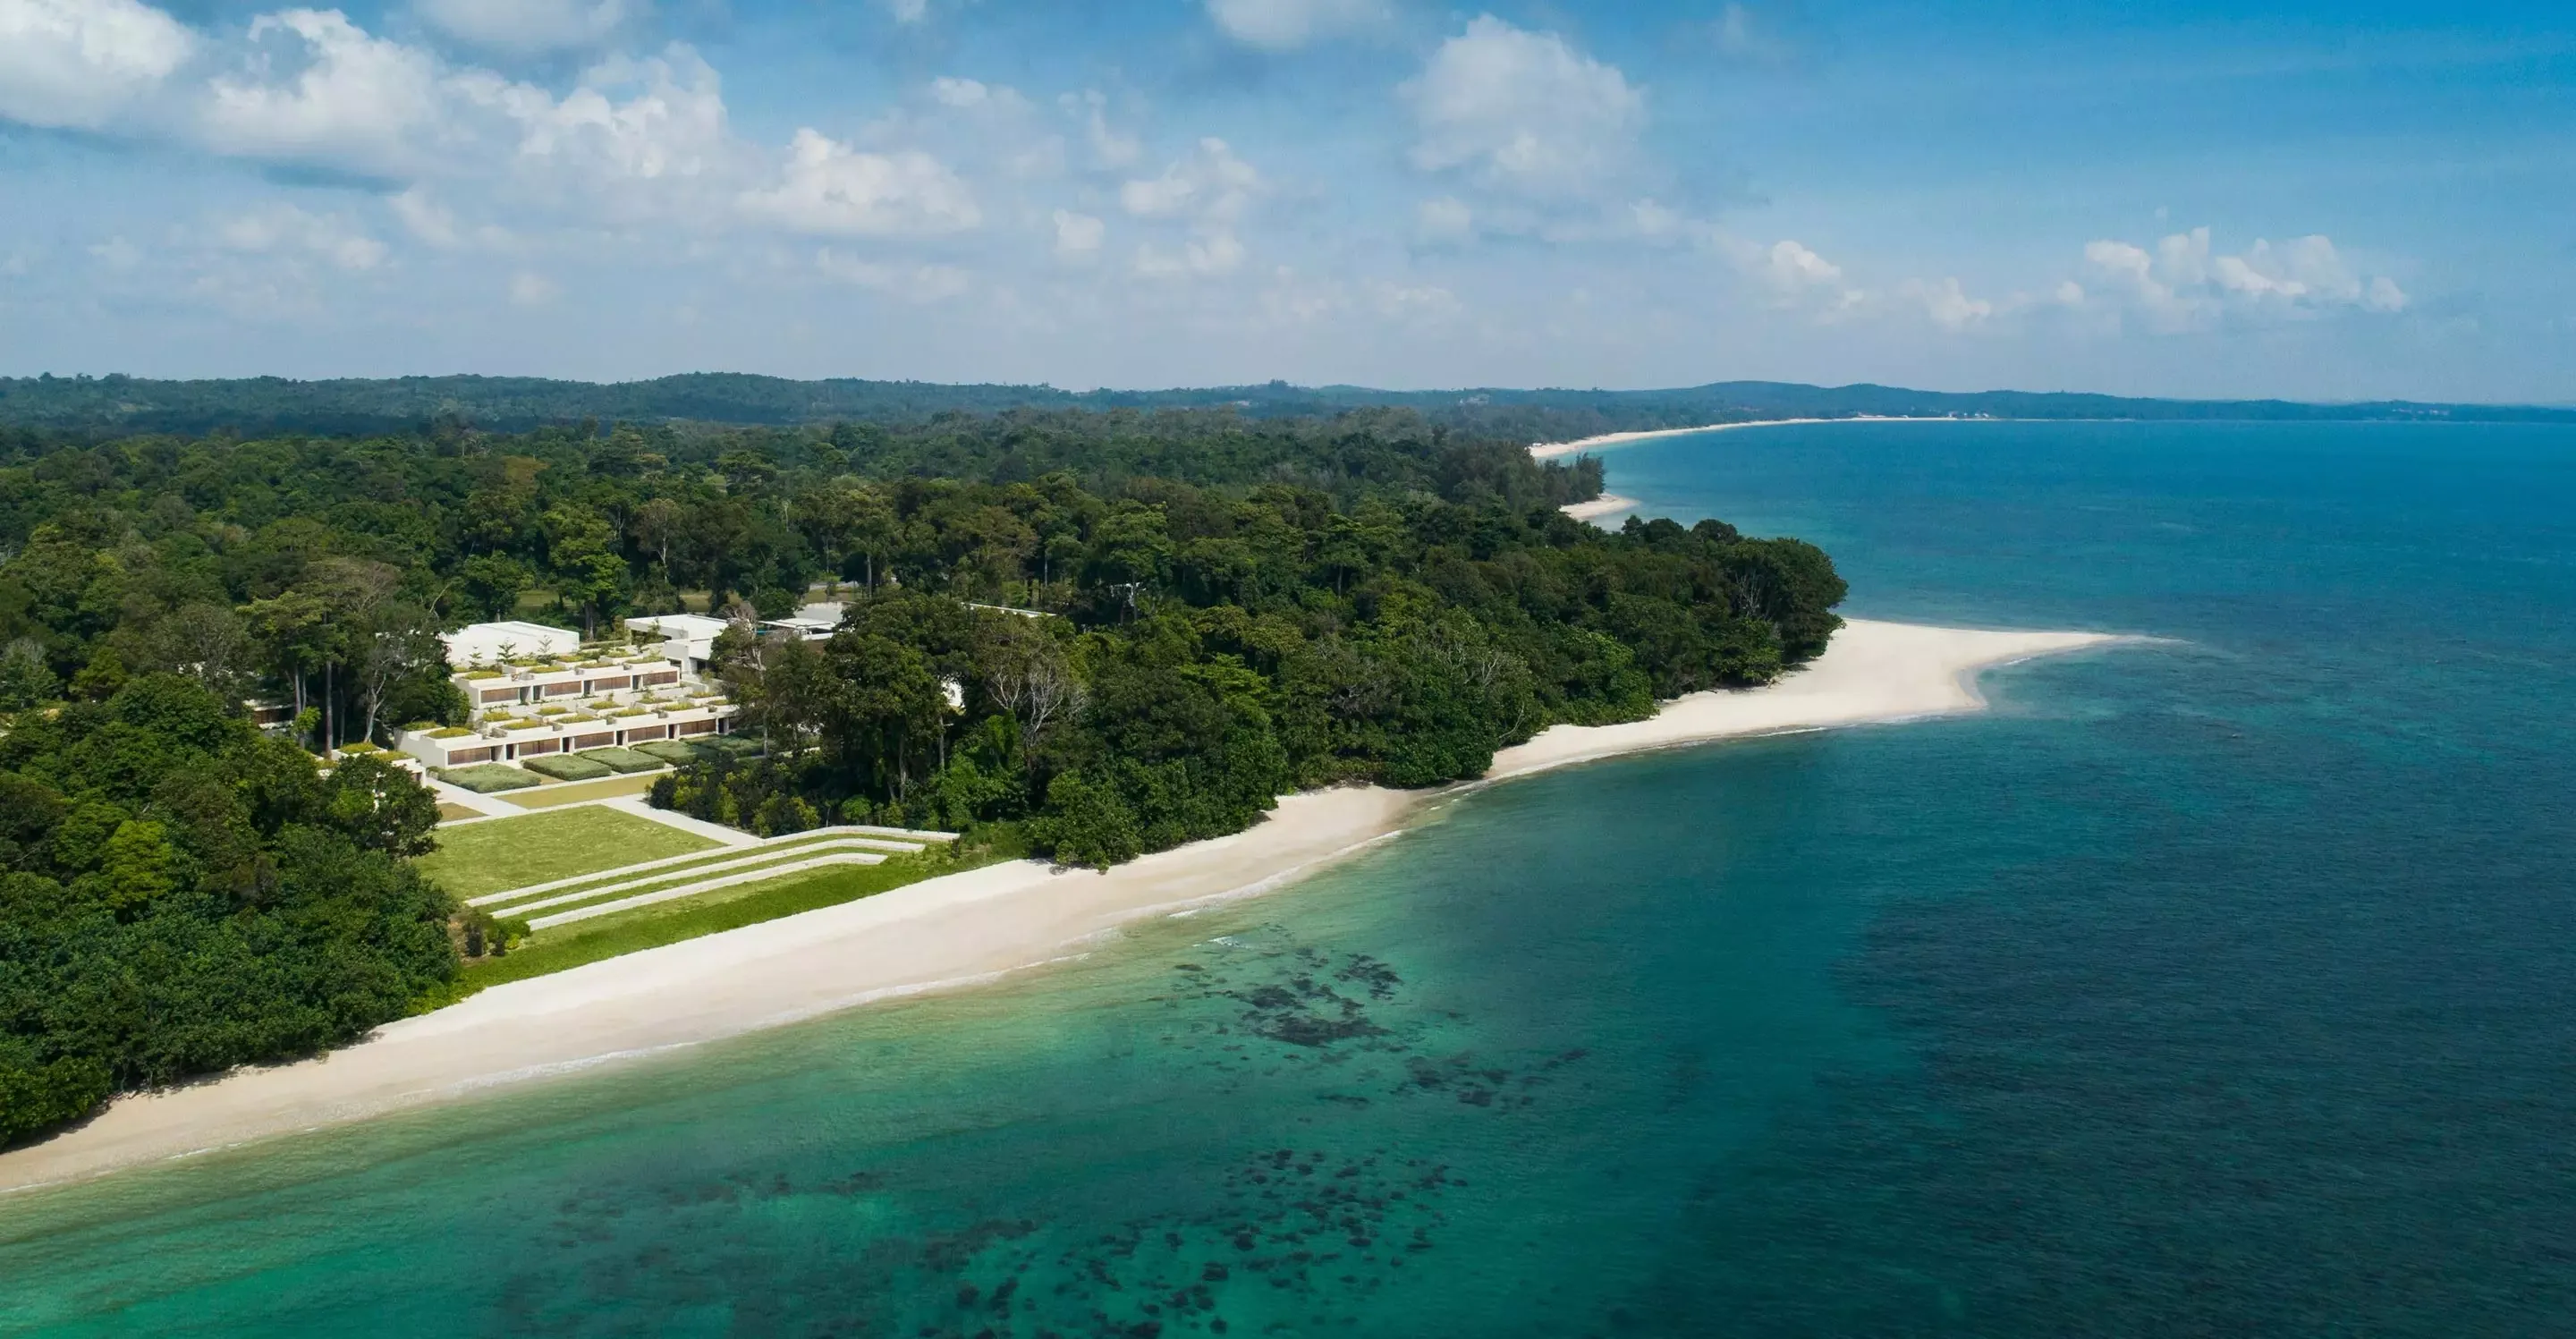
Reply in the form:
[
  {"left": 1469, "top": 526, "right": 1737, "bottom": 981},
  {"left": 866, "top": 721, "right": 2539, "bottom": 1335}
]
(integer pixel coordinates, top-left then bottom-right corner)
[{"left": 398, "top": 620, "right": 741, "bottom": 771}]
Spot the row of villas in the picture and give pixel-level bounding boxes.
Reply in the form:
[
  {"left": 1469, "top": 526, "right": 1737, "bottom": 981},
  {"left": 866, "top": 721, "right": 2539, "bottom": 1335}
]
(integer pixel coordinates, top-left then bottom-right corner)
[{"left": 395, "top": 616, "right": 750, "bottom": 771}]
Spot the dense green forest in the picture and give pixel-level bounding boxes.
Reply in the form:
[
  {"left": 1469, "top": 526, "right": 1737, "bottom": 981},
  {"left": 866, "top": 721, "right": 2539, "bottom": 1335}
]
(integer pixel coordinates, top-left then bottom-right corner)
[
  {"left": 0, "top": 404, "right": 1835, "bottom": 1146},
  {"left": 5, "top": 371, "right": 2565, "bottom": 441}
]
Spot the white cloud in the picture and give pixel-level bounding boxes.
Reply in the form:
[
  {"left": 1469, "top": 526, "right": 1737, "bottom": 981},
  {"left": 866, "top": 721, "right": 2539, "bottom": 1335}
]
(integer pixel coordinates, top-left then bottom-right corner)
[
  {"left": 1402, "top": 16, "right": 1644, "bottom": 201},
  {"left": 214, "top": 203, "right": 387, "bottom": 270},
  {"left": 1136, "top": 231, "right": 1246, "bottom": 279},
  {"left": 499, "top": 48, "right": 732, "bottom": 191},
  {"left": 1052, "top": 208, "right": 1105, "bottom": 258},
  {"left": 1120, "top": 138, "right": 1259, "bottom": 223},
  {"left": 817, "top": 251, "right": 970, "bottom": 302},
  {"left": 1121, "top": 139, "right": 1260, "bottom": 281},
  {"left": 415, "top": 0, "right": 635, "bottom": 55},
  {"left": 1903, "top": 275, "right": 1995, "bottom": 331},
  {"left": 1753, "top": 238, "right": 1864, "bottom": 314},
  {"left": 2082, "top": 226, "right": 2407, "bottom": 330},
  {"left": 930, "top": 76, "right": 988, "bottom": 108},
  {"left": 0, "top": 0, "right": 194, "bottom": 131},
  {"left": 740, "top": 129, "right": 980, "bottom": 236},
  {"left": 1204, "top": 0, "right": 1385, "bottom": 52},
  {"left": 508, "top": 270, "right": 560, "bottom": 305},
  {"left": 89, "top": 237, "right": 144, "bottom": 271},
  {"left": 884, "top": 0, "right": 928, "bottom": 24},
  {"left": 389, "top": 188, "right": 459, "bottom": 246},
  {"left": 1064, "top": 90, "right": 1141, "bottom": 170},
  {"left": 1415, "top": 196, "right": 1475, "bottom": 245},
  {"left": 199, "top": 9, "right": 452, "bottom": 176}
]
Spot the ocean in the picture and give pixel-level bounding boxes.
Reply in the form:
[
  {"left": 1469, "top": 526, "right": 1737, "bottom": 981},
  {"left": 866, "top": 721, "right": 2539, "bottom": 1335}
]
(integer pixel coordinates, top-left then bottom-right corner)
[{"left": 4, "top": 420, "right": 2572, "bottom": 1335}]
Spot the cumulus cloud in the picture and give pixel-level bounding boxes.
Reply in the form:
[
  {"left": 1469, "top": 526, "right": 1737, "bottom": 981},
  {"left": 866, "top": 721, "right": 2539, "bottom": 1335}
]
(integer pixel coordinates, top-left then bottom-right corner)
[
  {"left": 1752, "top": 239, "right": 1864, "bottom": 314},
  {"left": 214, "top": 203, "right": 387, "bottom": 270},
  {"left": 0, "top": 0, "right": 194, "bottom": 131},
  {"left": 1204, "top": 0, "right": 1385, "bottom": 52},
  {"left": 198, "top": 9, "right": 455, "bottom": 177},
  {"left": 1064, "top": 89, "right": 1142, "bottom": 171},
  {"left": 2082, "top": 226, "right": 2407, "bottom": 330},
  {"left": 1415, "top": 196, "right": 1475, "bottom": 246},
  {"left": 1402, "top": 16, "right": 1643, "bottom": 202},
  {"left": 1902, "top": 275, "right": 1995, "bottom": 331},
  {"left": 1122, "top": 138, "right": 1260, "bottom": 281},
  {"left": 1136, "top": 231, "right": 1247, "bottom": 279},
  {"left": 1052, "top": 208, "right": 1105, "bottom": 259},
  {"left": 415, "top": 0, "right": 636, "bottom": 55},
  {"left": 500, "top": 48, "right": 732, "bottom": 195},
  {"left": 1120, "top": 138, "right": 1258, "bottom": 223},
  {"left": 739, "top": 128, "right": 980, "bottom": 237}
]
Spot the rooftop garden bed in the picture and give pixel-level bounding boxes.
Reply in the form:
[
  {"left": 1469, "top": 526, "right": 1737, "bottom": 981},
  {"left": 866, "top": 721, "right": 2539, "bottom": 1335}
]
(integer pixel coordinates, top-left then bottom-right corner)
[
  {"left": 522, "top": 753, "right": 614, "bottom": 783},
  {"left": 436, "top": 764, "right": 542, "bottom": 793},
  {"left": 426, "top": 727, "right": 476, "bottom": 739},
  {"left": 576, "top": 747, "right": 666, "bottom": 775}
]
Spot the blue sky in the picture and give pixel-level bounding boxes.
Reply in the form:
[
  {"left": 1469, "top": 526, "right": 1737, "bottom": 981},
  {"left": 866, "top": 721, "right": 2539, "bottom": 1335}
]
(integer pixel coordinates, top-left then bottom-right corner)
[{"left": 1, "top": 0, "right": 2570, "bottom": 401}]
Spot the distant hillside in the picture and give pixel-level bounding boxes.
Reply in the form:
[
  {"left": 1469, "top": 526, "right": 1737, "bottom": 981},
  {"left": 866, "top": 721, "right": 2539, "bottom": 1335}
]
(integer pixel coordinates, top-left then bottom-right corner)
[{"left": 2, "top": 371, "right": 2567, "bottom": 439}]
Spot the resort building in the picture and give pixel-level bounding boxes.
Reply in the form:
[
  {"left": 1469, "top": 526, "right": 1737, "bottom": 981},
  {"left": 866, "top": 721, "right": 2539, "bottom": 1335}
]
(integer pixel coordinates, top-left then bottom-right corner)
[
  {"left": 623, "top": 614, "right": 732, "bottom": 676},
  {"left": 396, "top": 620, "right": 740, "bottom": 771},
  {"left": 440, "top": 620, "right": 583, "bottom": 667}
]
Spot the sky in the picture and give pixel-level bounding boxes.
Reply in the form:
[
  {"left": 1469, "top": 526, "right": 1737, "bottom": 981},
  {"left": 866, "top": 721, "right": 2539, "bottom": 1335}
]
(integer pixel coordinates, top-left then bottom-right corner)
[{"left": 1, "top": 0, "right": 2571, "bottom": 402}]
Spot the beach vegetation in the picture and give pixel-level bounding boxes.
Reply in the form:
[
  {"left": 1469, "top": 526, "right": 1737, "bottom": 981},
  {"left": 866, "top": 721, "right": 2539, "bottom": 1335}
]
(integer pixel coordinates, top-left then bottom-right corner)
[{"left": 0, "top": 675, "right": 459, "bottom": 1146}]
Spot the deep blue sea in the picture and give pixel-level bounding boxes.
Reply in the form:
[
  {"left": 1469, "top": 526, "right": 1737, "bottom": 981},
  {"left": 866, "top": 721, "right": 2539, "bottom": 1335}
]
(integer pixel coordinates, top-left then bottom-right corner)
[{"left": 4, "top": 421, "right": 2573, "bottom": 1336}]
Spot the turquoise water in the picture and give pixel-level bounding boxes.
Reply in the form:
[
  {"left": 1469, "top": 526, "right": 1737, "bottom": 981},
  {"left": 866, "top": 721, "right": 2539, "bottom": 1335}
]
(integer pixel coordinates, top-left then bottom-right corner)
[{"left": 6, "top": 421, "right": 2574, "bottom": 1335}]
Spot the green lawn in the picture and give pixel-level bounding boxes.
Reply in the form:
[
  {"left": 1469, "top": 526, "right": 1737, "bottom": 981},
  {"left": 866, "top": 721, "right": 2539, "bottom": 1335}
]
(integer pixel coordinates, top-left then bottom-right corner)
[
  {"left": 416, "top": 846, "right": 1011, "bottom": 1008},
  {"left": 478, "top": 829, "right": 870, "bottom": 911},
  {"left": 414, "top": 807, "right": 720, "bottom": 901}
]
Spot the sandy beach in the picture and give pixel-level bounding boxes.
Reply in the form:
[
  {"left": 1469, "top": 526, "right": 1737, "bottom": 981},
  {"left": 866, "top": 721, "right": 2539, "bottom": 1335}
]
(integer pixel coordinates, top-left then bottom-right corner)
[
  {"left": 0, "top": 617, "right": 2122, "bottom": 1192},
  {"left": 1530, "top": 415, "right": 1953, "bottom": 460},
  {"left": 1559, "top": 493, "right": 1640, "bottom": 521}
]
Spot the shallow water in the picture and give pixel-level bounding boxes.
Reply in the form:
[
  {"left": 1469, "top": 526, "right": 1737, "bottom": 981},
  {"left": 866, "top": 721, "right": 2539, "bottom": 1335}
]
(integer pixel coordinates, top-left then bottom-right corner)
[{"left": 4, "top": 421, "right": 2572, "bottom": 1335}]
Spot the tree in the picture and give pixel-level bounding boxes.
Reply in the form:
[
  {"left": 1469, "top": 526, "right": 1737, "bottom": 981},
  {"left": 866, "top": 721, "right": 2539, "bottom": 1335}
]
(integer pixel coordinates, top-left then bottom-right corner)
[
  {"left": 630, "top": 498, "right": 684, "bottom": 586},
  {"left": 456, "top": 554, "right": 535, "bottom": 622},
  {"left": 543, "top": 505, "right": 626, "bottom": 640},
  {"left": 354, "top": 603, "right": 442, "bottom": 747},
  {"left": 318, "top": 753, "right": 441, "bottom": 858},
  {"left": 149, "top": 602, "right": 256, "bottom": 705},
  {"left": 977, "top": 617, "right": 1084, "bottom": 779},
  {"left": 0, "top": 637, "right": 58, "bottom": 710}
]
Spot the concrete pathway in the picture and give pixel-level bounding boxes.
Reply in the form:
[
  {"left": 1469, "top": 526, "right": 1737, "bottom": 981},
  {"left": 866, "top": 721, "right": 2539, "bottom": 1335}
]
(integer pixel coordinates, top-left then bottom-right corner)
[
  {"left": 599, "top": 795, "right": 763, "bottom": 848},
  {"left": 425, "top": 776, "right": 521, "bottom": 821}
]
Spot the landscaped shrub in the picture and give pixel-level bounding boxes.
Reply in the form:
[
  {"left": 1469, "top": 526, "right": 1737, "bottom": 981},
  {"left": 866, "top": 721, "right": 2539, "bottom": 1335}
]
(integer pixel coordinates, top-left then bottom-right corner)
[
  {"left": 636, "top": 740, "right": 715, "bottom": 766},
  {"left": 577, "top": 747, "right": 665, "bottom": 774},
  {"left": 437, "top": 763, "right": 542, "bottom": 792},
  {"left": 522, "top": 753, "right": 614, "bottom": 782}
]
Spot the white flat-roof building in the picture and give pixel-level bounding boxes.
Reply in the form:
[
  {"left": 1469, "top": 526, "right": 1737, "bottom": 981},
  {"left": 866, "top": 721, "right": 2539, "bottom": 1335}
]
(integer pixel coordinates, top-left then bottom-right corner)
[
  {"left": 442, "top": 620, "right": 580, "bottom": 668},
  {"left": 623, "top": 614, "right": 733, "bottom": 676}
]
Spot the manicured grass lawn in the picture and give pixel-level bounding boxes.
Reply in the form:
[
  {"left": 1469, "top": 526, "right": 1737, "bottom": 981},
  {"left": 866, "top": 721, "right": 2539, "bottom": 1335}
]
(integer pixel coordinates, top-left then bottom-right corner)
[
  {"left": 414, "top": 806, "right": 718, "bottom": 901},
  {"left": 500, "top": 774, "right": 665, "bottom": 808},
  {"left": 478, "top": 829, "right": 864, "bottom": 910},
  {"left": 436, "top": 803, "right": 483, "bottom": 823},
  {"left": 420, "top": 847, "right": 1007, "bottom": 1007}
]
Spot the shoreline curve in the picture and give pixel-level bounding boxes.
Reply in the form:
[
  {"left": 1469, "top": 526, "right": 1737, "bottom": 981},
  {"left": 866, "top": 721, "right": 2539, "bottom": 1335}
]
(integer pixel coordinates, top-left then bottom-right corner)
[
  {"left": 0, "top": 617, "right": 2128, "bottom": 1194},
  {"left": 1530, "top": 415, "right": 1961, "bottom": 460}
]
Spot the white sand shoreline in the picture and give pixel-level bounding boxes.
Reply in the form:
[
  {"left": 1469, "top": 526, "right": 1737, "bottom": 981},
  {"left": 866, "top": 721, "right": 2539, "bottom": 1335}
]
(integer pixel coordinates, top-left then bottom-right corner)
[
  {"left": 1530, "top": 415, "right": 1960, "bottom": 460},
  {"left": 0, "top": 618, "right": 2128, "bottom": 1193},
  {"left": 1559, "top": 493, "right": 1640, "bottom": 521}
]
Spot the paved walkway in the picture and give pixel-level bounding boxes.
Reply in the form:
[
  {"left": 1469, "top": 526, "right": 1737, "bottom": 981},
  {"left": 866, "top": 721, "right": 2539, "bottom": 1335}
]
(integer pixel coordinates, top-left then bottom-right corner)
[
  {"left": 600, "top": 795, "right": 763, "bottom": 848},
  {"left": 425, "top": 776, "right": 521, "bottom": 821}
]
